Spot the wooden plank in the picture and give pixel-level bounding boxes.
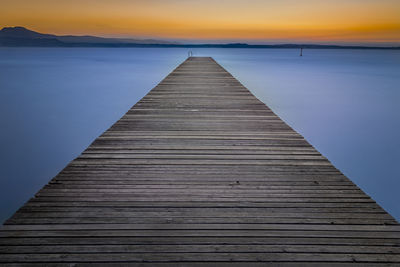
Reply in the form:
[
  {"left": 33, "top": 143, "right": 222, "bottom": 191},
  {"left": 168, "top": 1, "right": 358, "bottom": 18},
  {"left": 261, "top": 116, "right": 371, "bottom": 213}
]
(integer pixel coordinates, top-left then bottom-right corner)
[
  {"left": 1, "top": 244, "right": 400, "bottom": 254},
  {"left": 6, "top": 217, "right": 397, "bottom": 226},
  {"left": 0, "top": 263, "right": 395, "bottom": 267},
  {"left": 1, "top": 252, "right": 400, "bottom": 263},
  {"left": 0, "top": 57, "right": 398, "bottom": 265}
]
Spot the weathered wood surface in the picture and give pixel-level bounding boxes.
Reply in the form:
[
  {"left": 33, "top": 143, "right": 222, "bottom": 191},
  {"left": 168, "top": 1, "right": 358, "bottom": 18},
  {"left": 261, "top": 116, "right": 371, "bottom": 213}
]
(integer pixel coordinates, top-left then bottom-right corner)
[{"left": 1, "top": 57, "right": 399, "bottom": 266}]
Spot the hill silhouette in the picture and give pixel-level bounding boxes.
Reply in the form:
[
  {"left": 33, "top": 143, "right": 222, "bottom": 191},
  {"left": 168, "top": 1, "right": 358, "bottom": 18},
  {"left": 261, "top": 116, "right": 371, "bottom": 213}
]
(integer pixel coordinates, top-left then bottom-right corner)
[
  {"left": 1, "top": 26, "right": 399, "bottom": 49},
  {"left": 0, "top": 26, "right": 176, "bottom": 46}
]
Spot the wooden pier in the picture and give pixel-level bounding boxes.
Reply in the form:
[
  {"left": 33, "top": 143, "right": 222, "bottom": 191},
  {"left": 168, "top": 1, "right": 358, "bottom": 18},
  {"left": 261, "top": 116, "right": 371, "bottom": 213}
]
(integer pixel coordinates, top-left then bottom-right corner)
[{"left": 1, "top": 57, "right": 399, "bottom": 265}]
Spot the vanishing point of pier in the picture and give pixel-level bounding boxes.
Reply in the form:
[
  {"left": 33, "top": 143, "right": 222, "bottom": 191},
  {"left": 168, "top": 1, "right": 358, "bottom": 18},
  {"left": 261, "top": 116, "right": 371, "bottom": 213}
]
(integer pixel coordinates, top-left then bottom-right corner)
[{"left": 0, "top": 57, "right": 399, "bottom": 265}]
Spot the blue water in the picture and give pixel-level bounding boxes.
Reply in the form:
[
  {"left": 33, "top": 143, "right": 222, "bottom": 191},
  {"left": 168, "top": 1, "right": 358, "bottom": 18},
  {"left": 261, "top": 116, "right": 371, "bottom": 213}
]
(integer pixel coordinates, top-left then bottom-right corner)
[{"left": 0, "top": 47, "right": 399, "bottom": 223}]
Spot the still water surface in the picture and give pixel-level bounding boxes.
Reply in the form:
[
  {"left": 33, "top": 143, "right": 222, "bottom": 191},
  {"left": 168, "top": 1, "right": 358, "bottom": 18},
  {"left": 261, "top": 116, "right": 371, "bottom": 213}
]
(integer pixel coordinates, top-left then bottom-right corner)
[{"left": 0, "top": 47, "right": 399, "bottom": 222}]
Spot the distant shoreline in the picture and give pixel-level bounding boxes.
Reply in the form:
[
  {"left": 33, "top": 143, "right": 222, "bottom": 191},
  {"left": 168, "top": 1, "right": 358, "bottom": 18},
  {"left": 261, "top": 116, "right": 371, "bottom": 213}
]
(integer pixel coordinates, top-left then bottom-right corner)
[
  {"left": 1, "top": 43, "right": 400, "bottom": 50},
  {"left": 1, "top": 27, "right": 399, "bottom": 50}
]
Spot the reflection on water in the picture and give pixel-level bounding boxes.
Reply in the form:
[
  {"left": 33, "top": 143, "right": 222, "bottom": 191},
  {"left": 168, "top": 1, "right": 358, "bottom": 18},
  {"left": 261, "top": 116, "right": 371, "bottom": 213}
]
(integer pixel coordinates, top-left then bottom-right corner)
[{"left": 0, "top": 47, "right": 399, "bottom": 222}]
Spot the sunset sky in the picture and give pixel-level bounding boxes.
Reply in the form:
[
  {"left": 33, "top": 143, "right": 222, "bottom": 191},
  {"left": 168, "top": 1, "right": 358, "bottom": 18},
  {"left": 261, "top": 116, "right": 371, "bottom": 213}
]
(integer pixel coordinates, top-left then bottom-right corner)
[{"left": 1, "top": 0, "right": 400, "bottom": 45}]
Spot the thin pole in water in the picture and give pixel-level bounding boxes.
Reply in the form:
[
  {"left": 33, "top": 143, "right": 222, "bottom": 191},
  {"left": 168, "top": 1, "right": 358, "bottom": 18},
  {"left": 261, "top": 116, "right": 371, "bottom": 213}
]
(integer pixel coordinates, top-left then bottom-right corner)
[
  {"left": 300, "top": 48, "right": 303, "bottom": 57},
  {"left": 188, "top": 51, "right": 193, "bottom": 57}
]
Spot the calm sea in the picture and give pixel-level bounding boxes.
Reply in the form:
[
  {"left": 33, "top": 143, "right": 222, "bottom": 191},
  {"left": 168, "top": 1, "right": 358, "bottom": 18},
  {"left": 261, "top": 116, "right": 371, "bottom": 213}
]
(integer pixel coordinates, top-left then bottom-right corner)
[{"left": 0, "top": 47, "right": 399, "bottom": 223}]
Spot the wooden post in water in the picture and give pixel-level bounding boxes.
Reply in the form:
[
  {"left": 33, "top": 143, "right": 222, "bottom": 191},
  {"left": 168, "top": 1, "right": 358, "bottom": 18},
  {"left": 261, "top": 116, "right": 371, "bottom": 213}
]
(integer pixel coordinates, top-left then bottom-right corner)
[{"left": 0, "top": 57, "right": 399, "bottom": 265}]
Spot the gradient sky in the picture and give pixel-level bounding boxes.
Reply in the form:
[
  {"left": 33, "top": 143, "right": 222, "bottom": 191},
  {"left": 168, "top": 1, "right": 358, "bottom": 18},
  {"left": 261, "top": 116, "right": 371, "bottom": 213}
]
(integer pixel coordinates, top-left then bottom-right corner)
[{"left": 1, "top": 0, "right": 400, "bottom": 45}]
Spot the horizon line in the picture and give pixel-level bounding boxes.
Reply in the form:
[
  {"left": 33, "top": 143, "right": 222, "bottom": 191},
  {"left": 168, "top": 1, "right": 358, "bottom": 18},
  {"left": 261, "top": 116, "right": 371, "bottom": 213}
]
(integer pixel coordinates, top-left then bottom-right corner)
[{"left": 2, "top": 26, "right": 400, "bottom": 48}]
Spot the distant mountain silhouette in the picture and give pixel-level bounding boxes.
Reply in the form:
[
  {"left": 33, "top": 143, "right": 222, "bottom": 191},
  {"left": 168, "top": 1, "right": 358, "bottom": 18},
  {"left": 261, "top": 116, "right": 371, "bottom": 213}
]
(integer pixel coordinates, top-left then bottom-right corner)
[
  {"left": 1, "top": 26, "right": 399, "bottom": 49},
  {"left": 0, "top": 26, "right": 177, "bottom": 46},
  {"left": 0, "top": 26, "right": 55, "bottom": 38}
]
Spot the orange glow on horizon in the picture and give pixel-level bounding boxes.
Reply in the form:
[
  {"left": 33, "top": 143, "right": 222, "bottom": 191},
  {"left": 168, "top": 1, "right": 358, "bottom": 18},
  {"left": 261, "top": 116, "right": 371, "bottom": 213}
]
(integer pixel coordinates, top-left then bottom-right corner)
[{"left": 1, "top": 0, "right": 400, "bottom": 45}]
